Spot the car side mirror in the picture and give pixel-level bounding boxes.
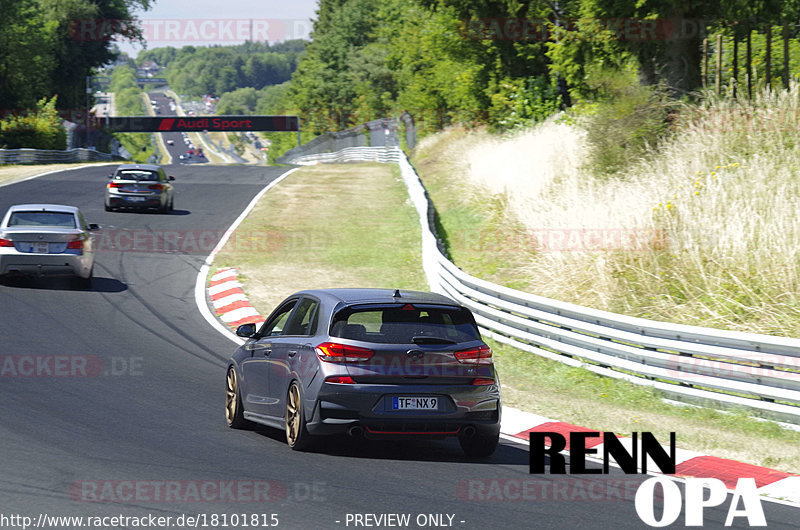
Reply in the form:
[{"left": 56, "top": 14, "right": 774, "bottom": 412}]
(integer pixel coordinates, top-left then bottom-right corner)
[
  {"left": 236, "top": 323, "right": 257, "bottom": 338},
  {"left": 108, "top": 175, "right": 114, "bottom": 179},
  {"left": 87, "top": 223, "right": 100, "bottom": 231},
  {"left": 168, "top": 176, "right": 175, "bottom": 181}
]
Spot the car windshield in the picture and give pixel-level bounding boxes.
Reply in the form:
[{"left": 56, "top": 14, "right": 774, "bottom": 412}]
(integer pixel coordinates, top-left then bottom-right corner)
[
  {"left": 7, "top": 211, "right": 76, "bottom": 228},
  {"left": 330, "top": 304, "right": 480, "bottom": 344},
  {"left": 115, "top": 170, "right": 158, "bottom": 181}
]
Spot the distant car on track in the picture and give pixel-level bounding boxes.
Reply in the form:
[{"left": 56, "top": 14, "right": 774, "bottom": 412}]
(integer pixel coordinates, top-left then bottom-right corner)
[
  {"left": 167, "top": 139, "right": 174, "bottom": 146},
  {"left": 0, "top": 204, "right": 98, "bottom": 285},
  {"left": 226, "top": 289, "right": 501, "bottom": 457},
  {"left": 105, "top": 164, "right": 175, "bottom": 213}
]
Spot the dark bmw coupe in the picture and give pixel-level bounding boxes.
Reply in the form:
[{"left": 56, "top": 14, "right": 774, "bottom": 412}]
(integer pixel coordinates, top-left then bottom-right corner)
[{"left": 226, "top": 288, "right": 501, "bottom": 457}]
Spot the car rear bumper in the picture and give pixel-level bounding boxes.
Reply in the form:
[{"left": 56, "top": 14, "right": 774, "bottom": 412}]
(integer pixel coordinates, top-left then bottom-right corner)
[
  {"left": 306, "top": 382, "right": 501, "bottom": 438},
  {"left": 106, "top": 192, "right": 164, "bottom": 208},
  {"left": 0, "top": 253, "right": 89, "bottom": 277}
]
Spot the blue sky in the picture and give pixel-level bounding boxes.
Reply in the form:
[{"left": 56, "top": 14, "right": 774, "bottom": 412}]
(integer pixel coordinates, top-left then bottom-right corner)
[{"left": 119, "top": 0, "right": 320, "bottom": 56}]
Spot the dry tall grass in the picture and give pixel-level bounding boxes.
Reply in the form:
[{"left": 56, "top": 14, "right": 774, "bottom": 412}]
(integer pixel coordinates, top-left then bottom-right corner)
[{"left": 445, "top": 86, "right": 800, "bottom": 335}]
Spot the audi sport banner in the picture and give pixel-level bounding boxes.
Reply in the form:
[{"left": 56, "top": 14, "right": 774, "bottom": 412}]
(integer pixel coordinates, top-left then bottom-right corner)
[{"left": 104, "top": 115, "right": 299, "bottom": 132}]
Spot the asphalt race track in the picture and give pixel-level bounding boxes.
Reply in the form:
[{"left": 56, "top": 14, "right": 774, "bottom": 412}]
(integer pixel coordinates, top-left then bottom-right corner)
[
  {"left": 149, "top": 91, "right": 210, "bottom": 165},
  {"left": 0, "top": 165, "right": 798, "bottom": 529}
]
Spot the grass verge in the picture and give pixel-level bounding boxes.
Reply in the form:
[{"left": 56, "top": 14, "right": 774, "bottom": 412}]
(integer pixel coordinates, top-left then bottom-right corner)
[
  {"left": 410, "top": 124, "right": 800, "bottom": 473},
  {"left": 0, "top": 162, "right": 116, "bottom": 187},
  {"left": 211, "top": 156, "right": 800, "bottom": 473},
  {"left": 492, "top": 338, "right": 800, "bottom": 473},
  {"left": 213, "top": 163, "right": 427, "bottom": 313}
]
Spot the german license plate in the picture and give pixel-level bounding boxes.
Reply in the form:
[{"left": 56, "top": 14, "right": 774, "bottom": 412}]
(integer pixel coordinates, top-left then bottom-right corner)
[
  {"left": 392, "top": 397, "right": 438, "bottom": 410},
  {"left": 126, "top": 196, "right": 146, "bottom": 202},
  {"left": 24, "top": 242, "right": 49, "bottom": 253}
]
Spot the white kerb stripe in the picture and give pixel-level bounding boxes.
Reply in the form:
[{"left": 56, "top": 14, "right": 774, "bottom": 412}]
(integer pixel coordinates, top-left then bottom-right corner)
[
  {"left": 220, "top": 306, "right": 261, "bottom": 323},
  {"left": 500, "top": 407, "right": 554, "bottom": 436},
  {"left": 211, "top": 268, "right": 237, "bottom": 281},
  {"left": 208, "top": 281, "right": 242, "bottom": 296},
  {"left": 756, "top": 477, "right": 800, "bottom": 504},
  {"left": 212, "top": 293, "right": 248, "bottom": 309}
]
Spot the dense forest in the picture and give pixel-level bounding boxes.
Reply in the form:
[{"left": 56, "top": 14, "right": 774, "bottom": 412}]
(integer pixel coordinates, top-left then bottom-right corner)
[
  {"left": 5, "top": 0, "right": 800, "bottom": 153},
  {"left": 136, "top": 40, "right": 305, "bottom": 97},
  {"left": 276, "top": 0, "right": 800, "bottom": 135},
  {"left": 211, "top": 0, "right": 797, "bottom": 161},
  {"left": 0, "top": 0, "right": 152, "bottom": 111}
]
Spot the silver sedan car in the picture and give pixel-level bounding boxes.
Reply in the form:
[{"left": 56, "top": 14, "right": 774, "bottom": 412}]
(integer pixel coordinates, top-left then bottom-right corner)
[
  {"left": 105, "top": 164, "right": 175, "bottom": 212},
  {"left": 226, "top": 289, "right": 501, "bottom": 457},
  {"left": 0, "top": 204, "right": 98, "bottom": 285}
]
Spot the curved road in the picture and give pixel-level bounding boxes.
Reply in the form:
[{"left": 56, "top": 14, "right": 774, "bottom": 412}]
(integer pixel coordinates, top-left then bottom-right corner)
[{"left": 0, "top": 165, "right": 797, "bottom": 529}]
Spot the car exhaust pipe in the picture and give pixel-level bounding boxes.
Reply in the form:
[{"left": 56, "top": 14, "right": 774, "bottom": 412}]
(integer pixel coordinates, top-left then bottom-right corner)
[
  {"left": 348, "top": 426, "right": 364, "bottom": 437},
  {"left": 461, "top": 425, "right": 477, "bottom": 438}
]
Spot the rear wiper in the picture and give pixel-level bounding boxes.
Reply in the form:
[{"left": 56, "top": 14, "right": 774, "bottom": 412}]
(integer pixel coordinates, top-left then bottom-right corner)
[{"left": 411, "top": 336, "right": 457, "bottom": 345}]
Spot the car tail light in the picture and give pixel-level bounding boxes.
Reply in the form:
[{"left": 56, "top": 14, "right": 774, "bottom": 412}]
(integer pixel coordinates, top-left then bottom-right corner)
[
  {"left": 325, "top": 376, "right": 356, "bottom": 384},
  {"left": 148, "top": 183, "right": 165, "bottom": 190},
  {"left": 315, "top": 342, "right": 374, "bottom": 362},
  {"left": 472, "top": 378, "right": 495, "bottom": 386},
  {"left": 454, "top": 344, "right": 492, "bottom": 364},
  {"left": 66, "top": 239, "right": 84, "bottom": 250},
  {"left": 0, "top": 238, "right": 13, "bottom": 247},
  {"left": 107, "top": 182, "right": 123, "bottom": 188}
]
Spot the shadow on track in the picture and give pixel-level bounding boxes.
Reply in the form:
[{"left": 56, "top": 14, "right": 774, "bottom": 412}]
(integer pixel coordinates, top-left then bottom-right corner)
[
  {"left": 0, "top": 276, "right": 128, "bottom": 293},
  {"left": 239, "top": 424, "right": 529, "bottom": 466},
  {"left": 105, "top": 209, "right": 191, "bottom": 216}
]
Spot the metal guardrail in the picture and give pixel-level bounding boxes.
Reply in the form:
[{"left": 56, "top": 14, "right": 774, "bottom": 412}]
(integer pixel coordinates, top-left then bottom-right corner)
[
  {"left": 281, "top": 146, "right": 402, "bottom": 165},
  {"left": 0, "top": 148, "right": 116, "bottom": 164},
  {"left": 276, "top": 118, "right": 405, "bottom": 165},
  {"left": 294, "top": 144, "right": 800, "bottom": 424}
]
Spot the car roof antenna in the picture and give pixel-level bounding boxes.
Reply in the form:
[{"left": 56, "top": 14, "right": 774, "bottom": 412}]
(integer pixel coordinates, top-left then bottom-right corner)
[{"left": 393, "top": 289, "right": 401, "bottom": 298}]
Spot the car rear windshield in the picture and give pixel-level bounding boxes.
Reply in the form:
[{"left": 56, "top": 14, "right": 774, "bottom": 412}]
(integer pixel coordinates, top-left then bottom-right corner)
[
  {"left": 115, "top": 170, "right": 159, "bottom": 181},
  {"left": 330, "top": 304, "right": 480, "bottom": 344},
  {"left": 7, "top": 211, "right": 76, "bottom": 228}
]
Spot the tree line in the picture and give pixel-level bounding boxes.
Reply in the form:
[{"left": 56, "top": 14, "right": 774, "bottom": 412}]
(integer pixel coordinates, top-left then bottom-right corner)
[
  {"left": 1, "top": 0, "right": 152, "bottom": 111},
  {"left": 259, "top": 0, "right": 800, "bottom": 138},
  {"left": 136, "top": 40, "right": 305, "bottom": 97}
]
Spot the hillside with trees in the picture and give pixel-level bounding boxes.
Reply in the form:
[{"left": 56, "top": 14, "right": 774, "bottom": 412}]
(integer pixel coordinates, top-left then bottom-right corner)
[
  {"left": 253, "top": 0, "right": 800, "bottom": 137},
  {"left": 1, "top": 0, "right": 152, "bottom": 111},
  {"left": 137, "top": 40, "right": 305, "bottom": 97}
]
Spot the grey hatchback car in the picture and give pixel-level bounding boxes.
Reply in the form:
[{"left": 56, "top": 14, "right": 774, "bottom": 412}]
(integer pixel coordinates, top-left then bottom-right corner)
[
  {"left": 105, "top": 164, "right": 175, "bottom": 212},
  {"left": 226, "top": 289, "right": 501, "bottom": 457}
]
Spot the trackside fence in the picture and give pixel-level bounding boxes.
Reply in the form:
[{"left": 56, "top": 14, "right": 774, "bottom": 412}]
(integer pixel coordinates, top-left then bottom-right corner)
[
  {"left": 281, "top": 146, "right": 402, "bottom": 165},
  {"left": 0, "top": 148, "right": 117, "bottom": 164},
  {"left": 281, "top": 145, "right": 800, "bottom": 425}
]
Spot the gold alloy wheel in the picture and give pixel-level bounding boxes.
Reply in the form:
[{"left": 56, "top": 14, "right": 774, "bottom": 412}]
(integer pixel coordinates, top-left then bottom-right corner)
[
  {"left": 286, "top": 383, "right": 301, "bottom": 446},
  {"left": 225, "top": 368, "right": 238, "bottom": 425}
]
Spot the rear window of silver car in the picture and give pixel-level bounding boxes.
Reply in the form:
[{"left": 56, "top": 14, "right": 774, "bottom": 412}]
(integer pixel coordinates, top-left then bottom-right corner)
[
  {"left": 330, "top": 304, "right": 480, "bottom": 344},
  {"left": 7, "top": 211, "right": 76, "bottom": 228},
  {"left": 115, "top": 170, "right": 159, "bottom": 181}
]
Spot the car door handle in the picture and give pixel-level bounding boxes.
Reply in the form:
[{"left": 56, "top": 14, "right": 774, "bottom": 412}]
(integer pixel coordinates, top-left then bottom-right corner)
[
  {"left": 263, "top": 349, "right": 272, "bottom": 356},
  {"left": 288, "top": 350, "right": 298, "bottom": 357}
]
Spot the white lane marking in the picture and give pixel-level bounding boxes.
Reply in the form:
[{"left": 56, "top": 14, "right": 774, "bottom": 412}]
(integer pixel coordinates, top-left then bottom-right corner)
[
  {"left": 0, "top": 163, "right": 116, "bottom": 189},
  {"left": 193, "top": 167, "right": 300, "bottom": 345}
]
